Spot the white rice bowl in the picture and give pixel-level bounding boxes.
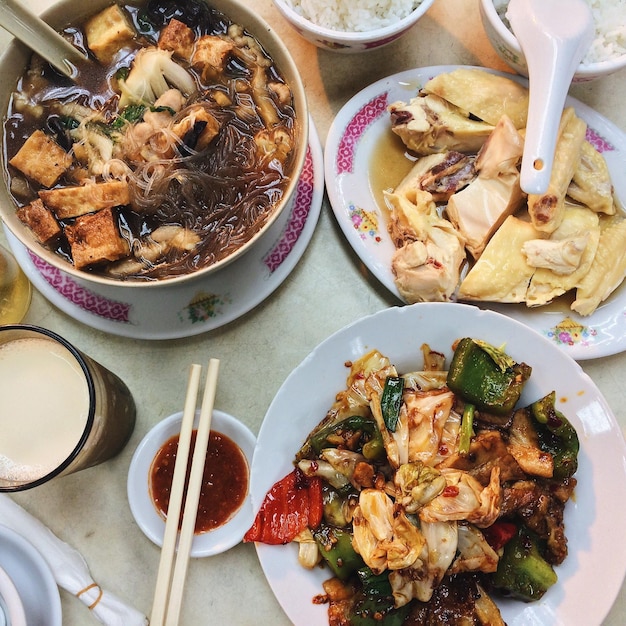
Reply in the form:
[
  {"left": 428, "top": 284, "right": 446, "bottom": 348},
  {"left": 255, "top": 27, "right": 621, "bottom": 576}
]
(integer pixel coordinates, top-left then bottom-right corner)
[
  {"left": 481, "top": 0, "right": 626, "bottom": 81},
  {"left": 283, "top": 0, "right": 424, "bottom": 32},
  {"left": 494, "top": 0, "right": 626, "bottom": 65},
  {"left": 273, "top": 0, "right": 435, "bottom": 53}
]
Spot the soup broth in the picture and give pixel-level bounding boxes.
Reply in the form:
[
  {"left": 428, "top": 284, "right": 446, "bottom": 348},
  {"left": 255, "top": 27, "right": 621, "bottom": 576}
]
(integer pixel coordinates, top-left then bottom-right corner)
[{"left": 3, "top": 0, "right": 299, "bottom": 280}]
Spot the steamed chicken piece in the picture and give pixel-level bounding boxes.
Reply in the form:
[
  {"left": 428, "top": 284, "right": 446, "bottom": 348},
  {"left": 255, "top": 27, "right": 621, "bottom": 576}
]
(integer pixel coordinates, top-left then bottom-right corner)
[
  {"left": 446, "top": 115, "right": 525, "bottom": 259},
  {"left": 389, "top": 93, "right": 496, "bottom": 155},
  {"left": 527, "top": 107, "right": 587, "bottom": 233},
  {"left": 458, "top": 215, "right": 538, "bottom": 303},
  {"left": 568, "top": 139, "right": 615, "bottom": 215},
  {"left": 572, "top": 214, "right": 626, "bottom": 315},
  {"left": 423, "top": 68, "right": 529, "bottom": 129},
  {"left": 394, "top": 152, "right": 476, "bottom": 203},
  {"left": 385, "top": 189, "right": 466, "bottom": 303},
  {"left": 525, "top": 204, "right": 600, "bottom": 306}
]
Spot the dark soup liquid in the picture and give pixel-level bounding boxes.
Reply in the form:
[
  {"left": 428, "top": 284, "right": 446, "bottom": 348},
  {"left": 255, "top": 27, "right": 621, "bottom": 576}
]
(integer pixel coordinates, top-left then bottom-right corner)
[{"left": 149, "top": 428, "right": 249, "bottom": 533}]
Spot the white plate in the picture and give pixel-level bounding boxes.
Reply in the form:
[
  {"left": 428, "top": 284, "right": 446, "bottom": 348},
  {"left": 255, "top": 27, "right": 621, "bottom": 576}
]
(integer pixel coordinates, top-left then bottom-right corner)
[
  {"left": 0, "top": 564, "right": 26, "bottom": 626},
  {"left": 0, "top": 524, "right": 62, "bottom": 626},
  {"left": 250, "top": 302, "right": 626, "bottom": 626},
  {"left": 5, "top": 119, "right": 323, "bottom": 340},
  {"left": 127, "top": 409, "right": 256, "bottom": 557},
  {"left": 324, "top": 65, "right": 626, "bottom": 360}
]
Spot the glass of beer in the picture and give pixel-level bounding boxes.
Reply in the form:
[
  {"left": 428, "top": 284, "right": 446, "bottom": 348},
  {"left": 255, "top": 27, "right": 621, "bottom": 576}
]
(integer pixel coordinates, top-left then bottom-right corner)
[
  {"left": 0, "top": 243, "right": 31, "bottom": 324},
  {"left": 0, "top": 325, "right": 136, "bottom": 491}
]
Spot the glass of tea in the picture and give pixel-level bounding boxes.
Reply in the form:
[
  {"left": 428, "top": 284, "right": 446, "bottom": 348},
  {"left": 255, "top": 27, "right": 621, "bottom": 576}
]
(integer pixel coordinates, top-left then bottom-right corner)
[
  {"left": 0, "top": 243, "right": 31, "bottom": 324},
  {"left": 0, "top": 325, "right": 136, "bottom": 491}
]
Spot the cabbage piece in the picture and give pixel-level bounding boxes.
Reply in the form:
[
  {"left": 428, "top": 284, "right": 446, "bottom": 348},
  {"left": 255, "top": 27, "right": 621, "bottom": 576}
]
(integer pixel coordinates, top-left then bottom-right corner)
[
  {"left": 297, "top": 458, "right": 350, "bottom": 491},
  {"left": 389, "top": 520, "right": 458, "bottom": 605},
  {"left": 419, "top": 467, "right": 501, "bottom": 528},
  {"left": 404, "top": 388, "right": 456, "bottom": 465},
  {"left": 394, "top": 461, "right": 446, "bottom": 513},
  {"left": 118, "top": 47, "right": 195, "bottom": 109},
  {"left": 448, "top": 524, "right": 499, "bottom": 574}
]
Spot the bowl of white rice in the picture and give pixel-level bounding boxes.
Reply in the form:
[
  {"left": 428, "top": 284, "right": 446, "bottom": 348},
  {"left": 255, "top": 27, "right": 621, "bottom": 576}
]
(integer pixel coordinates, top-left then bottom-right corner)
[
  {"left": 480, "top": 0, "right": 626, "bottom": 81},
  {"left": 272, "top": 0, "right": 437, "bottom": 53}
]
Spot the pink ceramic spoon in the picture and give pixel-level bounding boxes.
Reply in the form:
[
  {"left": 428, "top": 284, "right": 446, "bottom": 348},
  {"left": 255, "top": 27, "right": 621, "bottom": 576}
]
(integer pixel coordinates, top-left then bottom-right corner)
[{"left": 507, "top": 0, "right": 594, "bottom": 195}]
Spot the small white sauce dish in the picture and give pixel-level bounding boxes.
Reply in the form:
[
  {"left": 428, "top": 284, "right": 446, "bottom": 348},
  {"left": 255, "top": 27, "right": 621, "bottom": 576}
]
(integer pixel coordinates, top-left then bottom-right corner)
[
  {"left": 127, "top": 409, "right": 256, "bottom": 557},
  {"left": 0, "top": 564, "right": 26, "bottom": 626}
]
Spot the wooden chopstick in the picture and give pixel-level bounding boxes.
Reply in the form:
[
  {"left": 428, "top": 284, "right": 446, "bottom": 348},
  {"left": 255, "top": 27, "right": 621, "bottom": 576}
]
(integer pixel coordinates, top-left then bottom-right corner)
[
  {"left": 149, "top": 359, "right": 220, "bottom": 626},
  {"left": 165, "top": 358, "right": 220, "bottom": 625}
]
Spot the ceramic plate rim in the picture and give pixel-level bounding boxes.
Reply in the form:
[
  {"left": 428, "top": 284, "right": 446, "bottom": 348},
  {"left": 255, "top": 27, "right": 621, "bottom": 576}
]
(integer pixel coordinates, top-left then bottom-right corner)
[
  {"left": 250, "top": 301, "right": 626, "bottom": 626},
  {"left": 324, "top": 65, "right": 626, "bottom": 360},
  {"left": 0, "top": 523, "right": 62, "bottom": 626},
  {"left": 127, "top": 409, "right": 256, "bottom": 557}
]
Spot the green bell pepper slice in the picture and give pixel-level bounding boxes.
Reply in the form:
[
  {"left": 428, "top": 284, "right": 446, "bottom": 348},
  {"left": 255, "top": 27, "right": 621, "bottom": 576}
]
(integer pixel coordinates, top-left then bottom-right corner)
[
  {"left": 530, "top": 391, "right": 579, "bottom": 479},
  {"left": 313, "top": 524, "right": 364, "bottom": 581},
  {"left": 349, "top": 567, "right": 412, "bottom": 626},
  {"left": 447, "top": 338, "right": 531, "bottom": 416},
  {"left": 492, "top": 524, "right": 557, "bottom": 601}
]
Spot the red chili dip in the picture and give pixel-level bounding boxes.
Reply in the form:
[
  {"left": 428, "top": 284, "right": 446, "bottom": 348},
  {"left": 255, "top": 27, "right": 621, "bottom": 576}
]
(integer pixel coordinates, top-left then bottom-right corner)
[{"left": 149, "top": 429, "right": 249, "bottom": 534}]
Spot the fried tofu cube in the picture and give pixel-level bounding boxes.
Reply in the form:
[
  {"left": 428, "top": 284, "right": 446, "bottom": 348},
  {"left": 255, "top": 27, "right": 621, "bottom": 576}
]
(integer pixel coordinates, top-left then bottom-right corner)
[
  {"left": 16, "top": 198, "right": 62, "bottom": 244},
  {"left": 39, "top": 180, "right": 130, "bottom": 220},
  {"left": 85, "top": 5, "right": 135, "bottom": 63},
  {"left": 65, "top": 207, "right": 129, "bottom": 269},
  {"left": 9, "top": 130, "right": 72, "bottom": 188},
  {"left": 191, "top": 35, "right": 234, "bottom": 82},
  {"left": 158, "top": 18, "right": 195, "bottom": 60}
]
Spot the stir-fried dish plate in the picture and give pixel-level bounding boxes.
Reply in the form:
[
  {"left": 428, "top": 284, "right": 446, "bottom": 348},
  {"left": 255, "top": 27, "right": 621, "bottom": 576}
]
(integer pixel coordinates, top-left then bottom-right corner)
[
  {"left": 324, "top": 66, "right": 626, "bottom": 360},
  {"left": 250, "top": 302, "right": 626, "bottom": 625}
]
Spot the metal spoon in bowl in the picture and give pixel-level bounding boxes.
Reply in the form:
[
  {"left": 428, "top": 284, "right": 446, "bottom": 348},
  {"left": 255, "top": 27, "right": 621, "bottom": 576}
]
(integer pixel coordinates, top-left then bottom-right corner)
[
  {"left": 0, "top": 0, "right": 88, "bottom": 79},
  {"left": 507, "top": 0, "right": 594, "bottom": 195}
]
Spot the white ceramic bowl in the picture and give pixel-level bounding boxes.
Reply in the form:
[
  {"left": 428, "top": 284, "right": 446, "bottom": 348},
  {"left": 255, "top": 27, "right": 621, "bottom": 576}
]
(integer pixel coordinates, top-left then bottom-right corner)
[
  {"left": 0, "top": 0, "right": 308, "bottom": 289},
  {"left": 479, "top": 0, "right": 626, "bottom": 82},
  {"left": 272, "top": 0, "right": 436, "bottom": 53},
  {"left": 127, "top": 409, "right": 256, "bottom": 557}
]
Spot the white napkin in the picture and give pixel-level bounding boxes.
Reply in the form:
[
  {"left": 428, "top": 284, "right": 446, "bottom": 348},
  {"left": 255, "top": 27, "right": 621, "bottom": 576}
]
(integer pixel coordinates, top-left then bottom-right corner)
[{"left": 0, "top": 494, "right": 148, "bottom": 626}]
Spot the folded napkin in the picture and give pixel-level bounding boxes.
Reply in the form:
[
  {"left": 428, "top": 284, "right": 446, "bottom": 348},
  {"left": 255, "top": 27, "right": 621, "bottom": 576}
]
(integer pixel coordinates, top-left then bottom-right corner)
[{"left": 0, "top": 494, "right": 148, "bottom": 626}]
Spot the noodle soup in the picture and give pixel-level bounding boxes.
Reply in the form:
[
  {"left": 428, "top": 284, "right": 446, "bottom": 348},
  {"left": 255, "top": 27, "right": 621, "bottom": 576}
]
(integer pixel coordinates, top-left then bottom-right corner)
[{"left": 1, "top": 0, "right": 306, "bottom": 283}]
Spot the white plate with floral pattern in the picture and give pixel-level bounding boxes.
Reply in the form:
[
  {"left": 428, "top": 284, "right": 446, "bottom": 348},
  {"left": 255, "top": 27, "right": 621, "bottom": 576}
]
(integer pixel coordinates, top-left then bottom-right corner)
[
  {"left": 6, "top": 119, "right": 323, "bottom": 340},
  {"left": 324, "top": 66, "right": 626, "bottom": 360}
]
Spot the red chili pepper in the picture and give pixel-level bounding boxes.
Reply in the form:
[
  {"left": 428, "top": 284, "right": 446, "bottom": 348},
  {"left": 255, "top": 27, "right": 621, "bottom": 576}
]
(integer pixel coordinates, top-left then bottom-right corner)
[
  {"left": 243, "top": 468, "right": 323, "bottom": 545},
  {"left": 482, "top": 521, "right": 518, "bottom": 551},
  {"left": 442, "top": 485, "right": 460, "bottom": 497}
]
